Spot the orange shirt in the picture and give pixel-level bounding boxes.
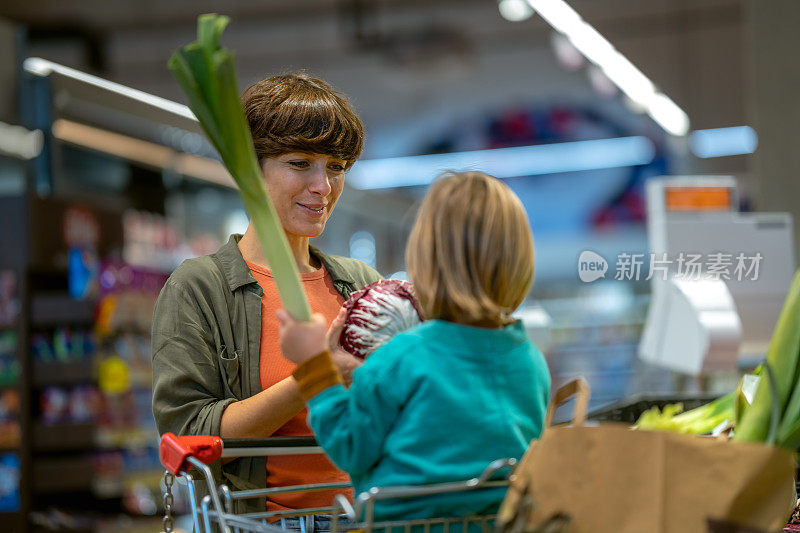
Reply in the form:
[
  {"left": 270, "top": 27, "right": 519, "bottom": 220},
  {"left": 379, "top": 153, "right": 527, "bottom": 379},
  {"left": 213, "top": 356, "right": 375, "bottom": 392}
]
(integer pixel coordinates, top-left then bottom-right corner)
[{"left": 246, "top": 260, "right": 353, "bottom": 513}]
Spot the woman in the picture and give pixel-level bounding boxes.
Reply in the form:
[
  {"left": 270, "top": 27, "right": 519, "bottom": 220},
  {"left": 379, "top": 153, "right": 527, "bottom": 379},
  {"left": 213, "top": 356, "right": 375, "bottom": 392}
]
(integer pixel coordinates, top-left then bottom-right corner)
[{"left": 151, "top": 73, "right": 382, "bottom": 521}]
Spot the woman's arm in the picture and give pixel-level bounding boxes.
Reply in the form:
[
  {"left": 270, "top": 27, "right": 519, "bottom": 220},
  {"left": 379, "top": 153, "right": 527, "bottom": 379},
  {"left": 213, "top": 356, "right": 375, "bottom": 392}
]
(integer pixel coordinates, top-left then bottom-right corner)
[
  {"left": 220, "top": 307, "right": 362, "bottom": 438},
  {"left": 219, "top": 377, "right": 304, "bottom": 439},
  {"left": 154, "top": 278, "right": 363, "bottom": 441},
  {"left": 153, "top": 277, "right": 306, "bottom": 439}
]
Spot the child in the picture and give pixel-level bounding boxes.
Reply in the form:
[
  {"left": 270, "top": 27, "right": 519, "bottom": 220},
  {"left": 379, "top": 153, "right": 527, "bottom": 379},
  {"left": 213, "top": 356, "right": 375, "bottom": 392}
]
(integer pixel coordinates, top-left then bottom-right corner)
[{"left": 276, "top": 171, "right": 551, "bottom": 521}]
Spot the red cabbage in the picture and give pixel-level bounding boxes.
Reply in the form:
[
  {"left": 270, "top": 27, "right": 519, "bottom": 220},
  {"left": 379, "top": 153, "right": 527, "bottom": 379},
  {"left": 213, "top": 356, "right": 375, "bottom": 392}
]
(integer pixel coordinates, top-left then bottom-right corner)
[{"left": 340, "top": 279, "right": 424, "bottom": 359}]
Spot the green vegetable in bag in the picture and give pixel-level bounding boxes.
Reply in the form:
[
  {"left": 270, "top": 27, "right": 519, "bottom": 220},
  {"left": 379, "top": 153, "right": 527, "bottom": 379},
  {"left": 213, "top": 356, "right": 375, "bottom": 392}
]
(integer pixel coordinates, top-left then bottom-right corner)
[
  {"left": 635, "top": 393, "right": 734, "bottom": 435},
  {"left": 734, "top": 270, "right": 800, "bottom": 445}
]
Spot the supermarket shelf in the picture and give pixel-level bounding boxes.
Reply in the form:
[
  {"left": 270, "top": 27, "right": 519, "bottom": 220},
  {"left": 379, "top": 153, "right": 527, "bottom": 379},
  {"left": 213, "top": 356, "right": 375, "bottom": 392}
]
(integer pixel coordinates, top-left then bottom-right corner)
[
  {"left": 31, "top": 294, "right": 95, "bottom": 327},
  {"left": 33, "top": 456, "right": 95, "bottom": 494},
  {"left": 31, "top": 509, "right": 93, "bottom": 533},
  {"left": 34, "top": 526, "right": 91, "bottom": 533},
  {"left": 96, "top": 428, "right": 159, "bottom": 450},
  {"left": 33, "top": 360, "right": 95, "bottom": 386},
  {"left": 33, "top": 423, "right": 160, "bottom": 452},
  {"left": 123, "top": 469, "right": 166, "bottom": 491},
  {"left": 34, "top": 422, "right": 96, "bottom": 452},
  {"left": 94, "top": 469, "right": 165, "bottom": 499},
  {"left": 0, "top": 511, "right": 24, "bottom": 533},
  {"left": 92, "top": 476, "right": 124, "bottom": 499}
]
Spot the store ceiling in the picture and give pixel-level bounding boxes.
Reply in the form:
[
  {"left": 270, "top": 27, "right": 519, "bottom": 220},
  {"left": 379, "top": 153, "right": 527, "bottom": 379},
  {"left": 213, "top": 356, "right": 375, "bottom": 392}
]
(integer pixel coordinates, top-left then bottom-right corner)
[
  {"left": 1, "top": 0, "right": 748, "bottom": 243},
  {"left": 3, "top": 0, "right": 740, "bottom": 78},
  {"left": 2, "top": 0, "right": 343, "bottom": 29},
  {"left": 1, "top": 0, "right": 746, "bottom": 157}
]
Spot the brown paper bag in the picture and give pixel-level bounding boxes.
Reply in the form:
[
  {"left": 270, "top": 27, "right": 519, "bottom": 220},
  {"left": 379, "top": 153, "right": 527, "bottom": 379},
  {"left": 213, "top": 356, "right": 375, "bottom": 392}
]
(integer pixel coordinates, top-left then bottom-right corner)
[{"left": 498, "top": 379, "right": 797, "bottom": 533}]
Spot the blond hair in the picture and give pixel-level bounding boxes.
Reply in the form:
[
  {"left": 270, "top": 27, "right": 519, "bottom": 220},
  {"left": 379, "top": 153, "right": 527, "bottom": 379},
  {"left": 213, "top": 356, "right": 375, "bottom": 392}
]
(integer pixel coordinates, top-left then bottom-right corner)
[{"left": 406, "top": 171, "right": 535, "bottom": 327}]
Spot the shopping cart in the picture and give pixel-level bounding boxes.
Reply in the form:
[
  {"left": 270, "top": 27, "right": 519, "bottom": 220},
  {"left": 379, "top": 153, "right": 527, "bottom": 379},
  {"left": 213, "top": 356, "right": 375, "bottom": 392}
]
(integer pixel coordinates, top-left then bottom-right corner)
[{"left": 158, "top": 433, "right": 516, "bottom": 533}]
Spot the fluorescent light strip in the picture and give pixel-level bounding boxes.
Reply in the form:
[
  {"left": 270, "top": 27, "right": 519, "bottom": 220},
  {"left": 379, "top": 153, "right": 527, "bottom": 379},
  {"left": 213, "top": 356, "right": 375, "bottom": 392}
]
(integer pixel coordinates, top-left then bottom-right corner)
[
  {"left": 347, "top": 136, "right": 655, "bottom": 190},
  {"left": 689, "top": 126, "right": 758, "bottom": 158},
  {"left": 23, "top": 57, "right": 197, "bottom": 121},
  {"left": 53, "top": 119, "right": 174, "bottom": 168},
  {"left": 175, "top": 152, "right": 236, "bottom": 188},
  {"left": 52, "top": 119, "right": 235, "bottom": 188},
  {"left": 526, "top": 0, "right": 690, "bottom": 136}
]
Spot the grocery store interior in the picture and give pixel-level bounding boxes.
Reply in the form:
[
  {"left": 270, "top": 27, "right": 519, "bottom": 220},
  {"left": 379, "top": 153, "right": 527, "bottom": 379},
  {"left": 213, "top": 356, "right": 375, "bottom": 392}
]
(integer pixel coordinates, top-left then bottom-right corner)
[{"left": 1, "top": 0, "right": 799, "bottom": 531}]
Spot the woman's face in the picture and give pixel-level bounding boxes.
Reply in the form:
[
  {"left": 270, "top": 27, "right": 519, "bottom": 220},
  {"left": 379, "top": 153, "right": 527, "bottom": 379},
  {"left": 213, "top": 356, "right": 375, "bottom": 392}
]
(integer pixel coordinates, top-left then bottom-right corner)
[{"left": 261, "top": 152, "right": 347, "bottom": 239}]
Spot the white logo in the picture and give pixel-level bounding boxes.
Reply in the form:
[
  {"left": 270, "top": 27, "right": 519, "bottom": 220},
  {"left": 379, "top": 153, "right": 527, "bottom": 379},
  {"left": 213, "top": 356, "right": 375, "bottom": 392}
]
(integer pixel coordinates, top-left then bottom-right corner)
[{"left": 578, "top": 251, "right": 608, "bottom": 283}]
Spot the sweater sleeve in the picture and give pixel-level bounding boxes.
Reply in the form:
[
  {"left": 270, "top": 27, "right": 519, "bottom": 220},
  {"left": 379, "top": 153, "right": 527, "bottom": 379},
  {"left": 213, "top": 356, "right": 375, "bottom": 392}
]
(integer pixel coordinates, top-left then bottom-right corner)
[
  {"left": 292, "top": 351, "right": 343, "bottom": 402},
  {"left": 304, "top": 342, "right": 407, "bottom": 477}
]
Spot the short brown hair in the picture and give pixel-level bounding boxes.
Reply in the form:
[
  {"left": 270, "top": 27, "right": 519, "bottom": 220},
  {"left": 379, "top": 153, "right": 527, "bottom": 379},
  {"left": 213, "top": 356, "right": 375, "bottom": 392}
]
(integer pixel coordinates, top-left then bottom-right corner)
[
  {"left": 241, "top": 73, "right": 364, "bottom": 168},
  {"left": 406, "top": 171, "right": 535, "bottom": 327}
]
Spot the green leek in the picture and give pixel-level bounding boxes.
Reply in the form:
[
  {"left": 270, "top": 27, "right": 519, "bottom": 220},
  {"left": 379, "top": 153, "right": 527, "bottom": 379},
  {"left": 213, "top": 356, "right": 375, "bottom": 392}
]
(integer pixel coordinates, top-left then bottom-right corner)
[
  {"left": 734, "top": 270, "right": 800, "bottom": 444},
  {"left": 168, "top": 14, "right": 311, "bottom": 321}
]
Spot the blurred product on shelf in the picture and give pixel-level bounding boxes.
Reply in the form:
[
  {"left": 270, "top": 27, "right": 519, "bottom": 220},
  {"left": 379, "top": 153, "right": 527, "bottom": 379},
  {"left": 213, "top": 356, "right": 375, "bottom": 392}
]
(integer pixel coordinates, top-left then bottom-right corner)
[
  {"left": 96, "top": 260, "right": 169, "bottom": 335},
  {"left": 87, "top": 259, "right": 168, "bottom": 506},
  {"left": 61, "top": 207, "right": 104, "bottom": 302},
  {"left": 0, "top": 331, "right": 19, "bottom": 386},
  {"left": 0, "top": 453, "right": 20, "bottom": 512},
  {"left": 22, "top": 216, "right": 168, "bottom": 519},
  {"left": 0, "top": 390, "right": 20, "bottom": 448},
  {"left": 39, "top": 386, "right": 100, "bottom": 425},
  {"left": 123, "top": 210, "right": 179, "bottom": 272},
  {"left": 0, "top": 270, "right": 19, "bottom": 327},
  {"left": 122, "top": 482, "right": 158, "bottom": 516},
  {"left": 31, "top": 328, "right": 95, "bottom": 364},
  {"left": 122, "top": 209, "right": 220, "bottom": 272},
  {"left": 39, "top": 387, "right": 69, "bottom": 424},
  {"left": 68, "top": 246, "right": 100, "bottom": 300}
]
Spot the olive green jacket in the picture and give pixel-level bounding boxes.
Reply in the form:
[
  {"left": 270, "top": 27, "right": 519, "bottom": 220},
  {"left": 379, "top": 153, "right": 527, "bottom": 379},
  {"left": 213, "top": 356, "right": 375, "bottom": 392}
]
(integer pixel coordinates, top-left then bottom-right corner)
[{"left": 151, "top": 234, "right": 382, "bottom": 515}]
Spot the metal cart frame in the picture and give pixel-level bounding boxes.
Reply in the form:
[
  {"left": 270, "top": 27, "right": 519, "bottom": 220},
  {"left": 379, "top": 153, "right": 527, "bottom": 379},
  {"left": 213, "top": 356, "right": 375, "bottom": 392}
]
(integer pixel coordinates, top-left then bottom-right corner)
[{"left": 159, "top": 433, "right": 516, "bottom": 533}]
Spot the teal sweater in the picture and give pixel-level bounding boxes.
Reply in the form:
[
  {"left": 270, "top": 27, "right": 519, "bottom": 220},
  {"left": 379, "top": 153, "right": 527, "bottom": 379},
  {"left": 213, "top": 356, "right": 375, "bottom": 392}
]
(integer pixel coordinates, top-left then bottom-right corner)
[{"left": 306, "top": 319, "right": 551, "bottom": 521}]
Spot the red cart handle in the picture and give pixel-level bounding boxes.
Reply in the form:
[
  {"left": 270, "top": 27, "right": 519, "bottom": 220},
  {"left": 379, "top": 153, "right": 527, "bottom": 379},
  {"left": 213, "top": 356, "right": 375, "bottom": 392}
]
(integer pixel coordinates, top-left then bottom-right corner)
[{"left": 160, "top": 433, "right": 223, "bottom": 475}]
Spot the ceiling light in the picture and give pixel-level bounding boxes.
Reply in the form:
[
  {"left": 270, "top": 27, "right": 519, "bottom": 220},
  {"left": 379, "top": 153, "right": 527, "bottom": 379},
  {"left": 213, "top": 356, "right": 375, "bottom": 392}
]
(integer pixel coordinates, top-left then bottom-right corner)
[
  {"left": 689, "top": 126, "right": 758, "bottom": 158},
  {"left": 347, "top": 136, "right": 656, "bottom": 190},
  {"left": 526, "top": 0, "right": 690, "bottom": 136},
  {"left": 25, "top": 57, "right": 196, "bottom": 121},
  {"left": 498, "top": 0, "right": 535, "bottom": 22},
  {"left": 647, "top": 93, "right": 690, "bottom": 138}
]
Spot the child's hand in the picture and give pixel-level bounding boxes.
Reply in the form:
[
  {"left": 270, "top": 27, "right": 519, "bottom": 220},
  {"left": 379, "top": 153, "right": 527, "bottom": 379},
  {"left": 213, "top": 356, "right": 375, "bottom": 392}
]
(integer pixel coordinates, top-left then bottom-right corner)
[
  {"left": 276, "top": 310, "right": 328, "bottom": 365},
  {"left": 327, "top": 307, "right": 363, "bottom": 385}
]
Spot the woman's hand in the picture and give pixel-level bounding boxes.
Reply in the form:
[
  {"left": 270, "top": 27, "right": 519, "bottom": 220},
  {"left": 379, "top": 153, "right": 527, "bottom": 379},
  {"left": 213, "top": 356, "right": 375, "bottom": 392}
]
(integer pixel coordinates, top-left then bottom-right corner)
[
  {"left": 276, "top": 310, "right": 328, "bottom": 365},
  {"left": 327, "top": 307, "right": 363, "bottom": 385}
]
